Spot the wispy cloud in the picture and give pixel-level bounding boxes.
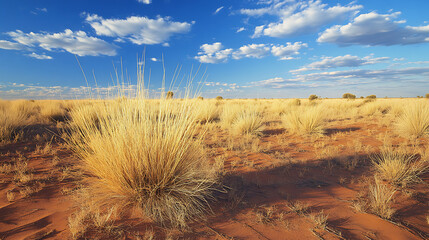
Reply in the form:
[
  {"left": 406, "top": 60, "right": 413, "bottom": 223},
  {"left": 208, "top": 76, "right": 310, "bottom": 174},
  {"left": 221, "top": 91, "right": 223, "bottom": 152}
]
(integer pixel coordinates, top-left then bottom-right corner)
[
  {"left": 27, "top": 52, "right": 52, "bottom": 60},
  {"left": 195, "top": 42, "right": 307, "bottom": 63},
  {"left": 292, "top": 54, "right": 389, "bottom": 72},
  {"left": 251, "top": 66, "right": 429, "bottom": 89},
  {"left": 214, "top": 6, "right": 224, "bottom": 14},
  {"left": 236, "top": 27, "right": 245, "bottom": 33},
  {"left": 0, "top": 40, "right": 23, "bottom": 50},
  {"left": 31, "top": 7, "right": 47, "bottom": 15},
  {"left": 318, "top": 11, "right": 429, "bottom": 46},
  {"left": 137, "top": 0, "right": 152, "bottom": 4},
  {"left": 85, "top": 14, "right": 193, "bottom": 45}
]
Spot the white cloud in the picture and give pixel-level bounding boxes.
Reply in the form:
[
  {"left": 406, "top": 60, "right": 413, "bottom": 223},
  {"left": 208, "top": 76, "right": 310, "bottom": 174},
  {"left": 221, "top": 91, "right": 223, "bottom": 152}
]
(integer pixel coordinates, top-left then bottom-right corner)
[
  {"left": 137, "top": 0, "right": 152, "bottom": 4},
  {"left": 0, "top": 40, "right": 23, "bottom": 50},
  {"left": 236, "top": 27, "right": 245, "bottom": 33},
  {"left": 214, "top": 6, "right": 224, "bottom": 14},
  {"left": 150, "top": 57, "right": 159, "bottom": 62},
  {"left": 27, "top": 52, "right": 52, "bottom": 60},
  {"left": 241, "top": 0, "right": 362, "bottom": 38},
  {"left": 6, "top": 29, "right": 116, "bottom": 56},
  {"left": 293, "top": 54, "right": 389, "bottom": 72},
  {"left": 318, "top": 11, "right": 429, "bottom": 46},
  {"left": 232, "top": 44, "right": 270, "bottom": 59},
  {"left": 251, "top": 66, "right": 429, "bottom": 89},
  {"left": 195, "top": 41, "right": 307, "bottom": 63},
  {"left": 195, "top": 42, "right": 233, "bottom": 63},
  {"left": 85, "top": 14, "right": 192, "bottom": 45},
  {"left": 271, "top": 42, "right": 307, "bottom": 60}
]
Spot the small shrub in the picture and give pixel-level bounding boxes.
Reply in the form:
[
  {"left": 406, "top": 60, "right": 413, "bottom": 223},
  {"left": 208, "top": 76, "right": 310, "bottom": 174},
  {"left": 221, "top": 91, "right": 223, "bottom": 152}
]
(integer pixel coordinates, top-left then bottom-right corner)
[
  {"left": 197, "top": 96, "right": 204, "bottom": 100},
  {"left": 342, "top": 93, "right": 356, "bottom": 99},
  {"left": 425, "top": 93, "right": 429, "bottom": 99},
  {"left": 308, "top": 95, "right": 318, "bottom": 101},
  {"left": 166, "top": 91, "right": 174, "bottom": 99},
  {"left": 216, "top": 96, "right": 223, "bottom": 100},
  {"left": 366, "top": 95, "right": 377, "bottom": 99}
]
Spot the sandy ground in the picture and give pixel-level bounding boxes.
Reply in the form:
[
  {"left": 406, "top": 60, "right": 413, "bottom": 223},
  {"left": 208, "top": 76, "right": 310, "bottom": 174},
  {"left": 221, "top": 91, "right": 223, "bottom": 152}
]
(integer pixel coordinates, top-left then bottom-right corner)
[{"left": 1, "top": 115, "right": 428, "bottom": 239}]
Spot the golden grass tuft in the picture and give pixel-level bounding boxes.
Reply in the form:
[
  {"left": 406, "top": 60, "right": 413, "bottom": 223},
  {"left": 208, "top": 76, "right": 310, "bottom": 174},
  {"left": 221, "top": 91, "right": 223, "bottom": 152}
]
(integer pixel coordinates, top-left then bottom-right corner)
[
  {"left": 371, "top": 149, "right": 428, "bottom": 187},
  {"left": 396, "top": 102, "right": 429, "bottom": 138},
  {"left": 232, "top": 109, "right": 264, "bottom": 135},
  {"left": 67, "top": 94, "right": 217, "bottom": 228},
  {"left": 368, "top": 179, "right": 396, "bottom": 219},
  {"left": 0, "top": 101, "right": 27, "bottom": 142},
  {"left": 282, "top": 106, "right": 325, "bottom": 135}
]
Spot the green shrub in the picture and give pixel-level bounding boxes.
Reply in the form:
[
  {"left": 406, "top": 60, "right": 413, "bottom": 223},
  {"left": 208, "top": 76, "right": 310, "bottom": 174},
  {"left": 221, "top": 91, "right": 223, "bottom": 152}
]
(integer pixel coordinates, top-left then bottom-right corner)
[
  {"left": 342, "top": 93, "right": 356, "bottom": 99},
  {"left": 308, "top": 95, "right": 318, "bottom": 101},
  {"left": 366, "top": 95, "right": 376, "bottom": 99}
]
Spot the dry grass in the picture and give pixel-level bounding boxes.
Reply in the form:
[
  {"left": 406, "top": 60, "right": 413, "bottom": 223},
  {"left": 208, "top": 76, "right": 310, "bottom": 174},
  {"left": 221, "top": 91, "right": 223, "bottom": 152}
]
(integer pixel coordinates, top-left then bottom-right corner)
[
  {"left": 371, "top": 149, "right": 428, "bottom": 187},
  {"left": 0, "top": 101, "right": 27, "bottom": 142},
  {"left": 67, "top": 93, "right": 217, "bottom": 228},
  {"left": 368, "top": 179, "right": 396, "bottom": 219},
  {"left": 195, "top": 100, "right": 220, "bottom": 123},
  {"left": 309, "top": 210, "right": 328, "bottom": 229},
  {"left": 282, "top": 106, "right": 325, "bottom": 135},
  {"left": 396, "top": 101, "right": 429, "bottom": 138},
  {"left": 232, "top": 109, "right": 264, "bottom": 135}
]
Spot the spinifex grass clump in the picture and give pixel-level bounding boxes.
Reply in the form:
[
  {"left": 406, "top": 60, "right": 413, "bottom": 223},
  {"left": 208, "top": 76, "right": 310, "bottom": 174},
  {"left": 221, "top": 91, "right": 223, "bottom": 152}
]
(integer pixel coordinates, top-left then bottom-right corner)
[
  {"left": 0, "top": 101, "right": 27, "bottom": 142},
  {"left": 372, "top": 149, "right": 428, "bottom": 187},
  {"left": 396, "top": 102, "right": 429, "bottom": 138},
  {"left": 282, "top": 106, "right": 325, "bottom": 135},
  {"left": 232, "top": 109, "right": 264, "bottom": 135},
  {"left": 67, "top": 89, "right": 216, "bottom": 228}
]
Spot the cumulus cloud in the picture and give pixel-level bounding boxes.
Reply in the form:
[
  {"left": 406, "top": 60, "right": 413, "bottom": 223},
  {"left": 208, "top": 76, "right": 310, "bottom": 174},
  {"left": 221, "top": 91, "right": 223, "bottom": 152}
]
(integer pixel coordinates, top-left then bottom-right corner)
[
  {"left": 150, "top": 57, "right": 159, "bottom": 62},
  {"left": 85, "top": 14, "right": 192, "bottom": 45},
  {"left": 195, "top": 42, "right": 233, "bottom": 63},
  {"left": 232, "top": 44, "right": 270, "bottom": 59},
  {"left": 271, "top": 42, "right": 307, "bottom": 60},
  {"left": 240, "top": 0, "right": 362, "bottom": 38},
  {"left": 0, "top": 40, "right": 23, "bottom": 50},
  {"left": 214, "top": 6, "right": 224, "bottom": 14},
  {"left": 6, "top": 29, "right": 116, "bottom": 56},
  {"left": 293, "top": 54, "right": 389, "bottom": 72},
  {"left": 27, "top": 52, "right": 52, "bottom": 60},
  {"left": 318, "top": 11, "right": 429, "bottom": 46},
  {"left": 137, "top": 0, "right": 152, "bottom": 4},
  {"left": 195, "top": 42, "right": 307, "bottom": 63}
]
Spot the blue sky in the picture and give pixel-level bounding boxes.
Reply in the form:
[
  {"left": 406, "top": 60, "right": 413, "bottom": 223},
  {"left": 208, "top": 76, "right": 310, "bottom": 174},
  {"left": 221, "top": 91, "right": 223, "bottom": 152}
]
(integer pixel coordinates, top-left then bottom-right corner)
[{"left": 1, "top": 0, "right": 429, "bottom": 99}]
